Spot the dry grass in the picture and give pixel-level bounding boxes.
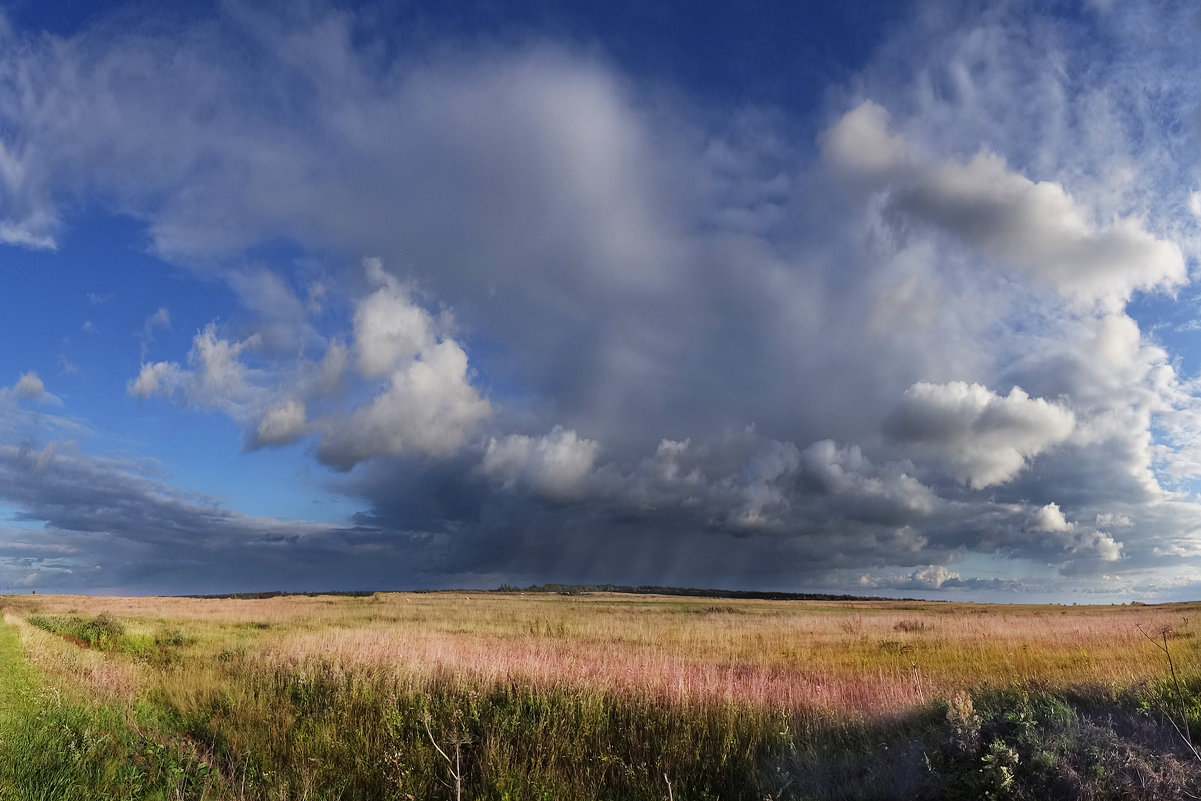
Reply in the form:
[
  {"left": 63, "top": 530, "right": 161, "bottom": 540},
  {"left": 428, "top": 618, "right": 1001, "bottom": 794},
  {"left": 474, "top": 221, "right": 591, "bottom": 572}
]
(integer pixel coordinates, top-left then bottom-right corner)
[{"left": 8, "top": 592, "right": 1198, "bottom": 720}]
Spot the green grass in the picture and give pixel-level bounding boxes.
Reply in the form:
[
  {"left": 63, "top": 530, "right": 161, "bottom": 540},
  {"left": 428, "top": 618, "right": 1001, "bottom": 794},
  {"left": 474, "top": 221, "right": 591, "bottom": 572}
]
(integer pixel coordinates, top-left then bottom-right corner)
[
  {"left": 0, "top": 616, "right": 38, "bottom": 745},
  {"left": 0, "top": 618, "right": 220, "bottom": 800}
]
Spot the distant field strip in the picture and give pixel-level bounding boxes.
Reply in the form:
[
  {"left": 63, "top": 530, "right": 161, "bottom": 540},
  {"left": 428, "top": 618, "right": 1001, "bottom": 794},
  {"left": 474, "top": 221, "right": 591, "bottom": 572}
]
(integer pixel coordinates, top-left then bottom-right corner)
[{"left": 15, "top": 593, "right": 1195, "bottom": 718}]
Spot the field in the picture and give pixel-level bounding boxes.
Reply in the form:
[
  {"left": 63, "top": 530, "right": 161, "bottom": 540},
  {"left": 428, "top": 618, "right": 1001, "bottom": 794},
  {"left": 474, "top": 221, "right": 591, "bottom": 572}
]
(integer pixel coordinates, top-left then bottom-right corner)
[{"left": 1, "top": 591, "right": 1200, "bottom": 799}]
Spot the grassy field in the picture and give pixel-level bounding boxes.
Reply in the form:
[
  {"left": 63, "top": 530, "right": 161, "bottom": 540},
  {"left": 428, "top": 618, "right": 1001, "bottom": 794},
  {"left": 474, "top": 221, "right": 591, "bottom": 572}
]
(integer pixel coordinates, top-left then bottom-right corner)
[{"left": 0, "top": 591, "right": 1199, "bottom": 799}]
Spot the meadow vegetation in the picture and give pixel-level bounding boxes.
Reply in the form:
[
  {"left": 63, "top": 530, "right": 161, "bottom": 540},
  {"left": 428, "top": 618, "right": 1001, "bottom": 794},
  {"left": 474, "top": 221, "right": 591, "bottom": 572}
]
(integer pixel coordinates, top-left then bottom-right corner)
[{"left": 0, "top": 592, "right": 1199, "bottom": 799}]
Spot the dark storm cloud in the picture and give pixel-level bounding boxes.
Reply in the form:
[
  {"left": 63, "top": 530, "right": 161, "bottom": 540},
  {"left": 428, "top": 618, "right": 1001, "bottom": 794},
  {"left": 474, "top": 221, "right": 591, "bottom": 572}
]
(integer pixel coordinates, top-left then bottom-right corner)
[
  {"left": 0, "top": 440, "right": 326, "bottom": 547},
  {"left": 0, "top": 439, "right": 468, "bottom": 594}
]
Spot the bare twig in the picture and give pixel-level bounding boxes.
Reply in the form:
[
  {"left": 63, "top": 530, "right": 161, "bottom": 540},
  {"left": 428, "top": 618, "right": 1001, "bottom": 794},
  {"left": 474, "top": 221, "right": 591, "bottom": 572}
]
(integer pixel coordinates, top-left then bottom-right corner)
[
  {"left": 424, "top": 716, "right": 464, "bottom": 801},
  {"left": 664, "top": 773, "right": 674, "bottom": 801},
  {"left": 912, "top": 662, "right": 925, "bottom": 704},
  {"left": 1165, "top": 628, "right": 1192, "bottom": 746},
  {"left": 1137, "top": 623, "right": 1200, "bottom": 763}
]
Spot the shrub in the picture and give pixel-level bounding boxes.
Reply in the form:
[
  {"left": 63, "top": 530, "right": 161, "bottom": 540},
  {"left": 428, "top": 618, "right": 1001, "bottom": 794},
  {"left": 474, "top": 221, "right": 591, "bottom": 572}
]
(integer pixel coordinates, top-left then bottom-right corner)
[
  {"left": 946, "top": 691, "right": 981, "bottom": 756},
  {"left": 980, "top": 738, "right": 1020, "bottom": 797},
  {"left": 27, "top": 613, "right": 126, "bottom": 650},
  {"left": 894, "top": 619, "right": 929, "bottom": 633}
]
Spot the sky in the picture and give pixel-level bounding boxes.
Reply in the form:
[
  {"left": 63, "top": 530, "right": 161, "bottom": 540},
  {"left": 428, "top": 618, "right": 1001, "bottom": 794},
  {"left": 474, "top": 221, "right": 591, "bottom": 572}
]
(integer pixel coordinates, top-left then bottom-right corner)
[{"left": 2, "top": 0, "right": 1201, "bottom": 600}]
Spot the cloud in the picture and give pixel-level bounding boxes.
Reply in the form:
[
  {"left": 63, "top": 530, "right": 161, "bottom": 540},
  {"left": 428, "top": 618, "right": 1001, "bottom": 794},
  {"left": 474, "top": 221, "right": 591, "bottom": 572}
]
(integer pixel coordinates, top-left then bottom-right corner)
[
  {"left": 1066, "top": 531, "right": 1123, "bottom": 563},
  {"left": 1023, "top": 501, "right": 1120, "bottom": 562},
  {"left": 0, "top": 377, "right": 86, "bottom": 443},
  {"left": 859, "top": 566, "right": 1024, "bottom": 594},
  {"left": 1096, "top": 512, "right": 1132, "bottom": 528},
  {"left": 140, "top": 306, "right": 170, "bottom": 359},
  {"left": 884, "top": 382, "right": 1075, "bottom": 488},
  {"left": 13, "top": 371, "right": 45, "bottom": 400},
  {"left": 127, "top": 361, "right": 174, "bottom": 400},
  {"left": 250, "top": 399, "right": 307, "bottom": 449},
  {"left": 226, "top": 269, "right": 319, "bottom": 354},
  {"left": 0, "top": 439, "right": 445, "bottom": 594},
  {"left": 128, "top": 323, "right": 264, "bottom": 419},
  {"left": 820, "top": 100, "right": 911, "bottom": 183},
  {"left": 128, "top": 259, "right": 491, "bottom": 470},
  {"left": 862, "top": 564, "right": 960, "bottom": 591},
  {"left": 893, "top": 154, "right": 1185, "bottom": 309},
  {"left": 0, "top": 440, "right": 326, "bottom": 546},
  {"left": 821, "top": 101, "right": 1187, "bottom": 309},
  {"left": 335, "top": 426, "right": 966, "bottom": 590},
  {"left": 1, "top": 371, "right": 62, "bottom": 407},
  {"left": 1030, "top": 502, "right": 1072, "bottom": 532},
  {"left": 481, "top": 426, "right": 600, "bottom": 501},
  {"left": 907, "top": 564, "right": 959, "bottom": 590},
  {"left": 353, "top": 259, "right": 438, "bottom": 377},
  {"left": 76, "top": 11, "right": 1179, "bottom": 590},
  {"left": 0, "top": 2, "right": 1197, "bottom": 595},
  {"left": 314, "top": 260, "right": 492, "bottom": 469},
  {"left": 317, "top": 338, "right": 490, "bottom": 469},
  {"left": 710, "top": 438, "right": 937, "bottom": 533}
]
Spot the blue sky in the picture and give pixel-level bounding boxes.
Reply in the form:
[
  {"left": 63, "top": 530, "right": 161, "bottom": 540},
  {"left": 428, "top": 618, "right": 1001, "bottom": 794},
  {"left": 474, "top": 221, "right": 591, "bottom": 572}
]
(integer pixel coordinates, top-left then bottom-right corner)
[{"left": 2, "top": 0, "right": 1201, "bottom": 600}]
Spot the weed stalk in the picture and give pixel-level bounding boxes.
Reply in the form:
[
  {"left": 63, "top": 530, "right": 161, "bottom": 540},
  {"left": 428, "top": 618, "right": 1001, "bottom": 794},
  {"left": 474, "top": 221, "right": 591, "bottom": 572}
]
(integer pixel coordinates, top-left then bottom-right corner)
[
  {"left": 1138, "top": 623, "right": 1200, "bottom": 763},
  {"left": 424, "top": 715, "right": 465, "bottom": 801}
]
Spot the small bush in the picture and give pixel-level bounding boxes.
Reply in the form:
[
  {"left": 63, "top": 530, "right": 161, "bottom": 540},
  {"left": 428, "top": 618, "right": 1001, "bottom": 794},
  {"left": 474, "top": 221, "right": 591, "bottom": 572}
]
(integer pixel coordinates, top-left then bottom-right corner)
[
  {"left": 946, "top": 691, "right": 981, "bottom": 755},
  {"left": 27, "top": 613, "right": 127, "bottom": 650},
  {"left": 894, "top": 619, "right": 929, "bottom": 633},
  {"left": 154, "top": 629, "right": 196, "bottom": 648},
  {"left": 980, "top": 738, "right": 1020, "bottom": 797}
]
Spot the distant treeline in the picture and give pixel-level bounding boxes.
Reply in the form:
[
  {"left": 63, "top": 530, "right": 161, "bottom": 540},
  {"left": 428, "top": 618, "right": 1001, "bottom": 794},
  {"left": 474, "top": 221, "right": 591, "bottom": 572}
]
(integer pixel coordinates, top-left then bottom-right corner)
[
  {"left": 491, "top": 583, "right": 913, "bottom": 602},
  {"left": 180, "top": 590, "right": 378, "bottom": 600},
  {"left": 179, "top": 585, "right": 918, "bottom": 602}
]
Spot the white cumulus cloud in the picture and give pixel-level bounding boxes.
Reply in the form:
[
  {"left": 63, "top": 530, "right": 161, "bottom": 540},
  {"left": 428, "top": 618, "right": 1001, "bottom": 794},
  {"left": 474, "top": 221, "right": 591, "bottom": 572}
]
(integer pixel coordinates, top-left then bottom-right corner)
[
  {"left": 885, "top": 381, "right": 1075, "bottom": 488},
  {"left": 481, "top": 425, "right": 601, "bottom": 501},
  {"left": 1030, "top": 502, "right": 1072, "bottom": 532},
  {"left": 317, "top": 339, "right": 490, "bottom": 469}
]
